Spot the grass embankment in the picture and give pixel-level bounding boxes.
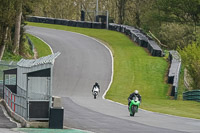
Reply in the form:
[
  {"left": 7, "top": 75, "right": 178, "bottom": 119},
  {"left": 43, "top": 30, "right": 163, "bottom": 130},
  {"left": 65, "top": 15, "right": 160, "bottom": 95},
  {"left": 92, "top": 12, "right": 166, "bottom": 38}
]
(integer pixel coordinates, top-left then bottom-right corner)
[
  {"left": 26, "top": 33, "right": 52, "bottom": 58},
  {"left": 27, "top": 22, "right": 200, "bottom": 119}
]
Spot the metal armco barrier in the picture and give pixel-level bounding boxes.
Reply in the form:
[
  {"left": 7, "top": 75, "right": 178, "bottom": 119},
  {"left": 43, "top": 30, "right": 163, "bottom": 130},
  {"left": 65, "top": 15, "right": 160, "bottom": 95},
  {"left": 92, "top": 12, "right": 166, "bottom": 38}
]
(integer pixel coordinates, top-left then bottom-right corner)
[
  {"left": 108, "top": 23, "right": 163, "bottom": 57},
  {"left": 168, "top": 50, "right": 181, "bottom": 99}
]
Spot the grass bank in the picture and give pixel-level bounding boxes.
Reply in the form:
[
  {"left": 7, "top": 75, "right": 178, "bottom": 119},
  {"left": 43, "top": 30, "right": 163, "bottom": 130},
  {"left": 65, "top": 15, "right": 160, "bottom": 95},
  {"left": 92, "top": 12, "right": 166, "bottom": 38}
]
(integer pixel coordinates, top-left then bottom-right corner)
[
  {"left": 26, "top": 33, "right": 52, "bottom": 58},
  {"left": 27, "top": 22, "right": 200, "bottom": 119}
]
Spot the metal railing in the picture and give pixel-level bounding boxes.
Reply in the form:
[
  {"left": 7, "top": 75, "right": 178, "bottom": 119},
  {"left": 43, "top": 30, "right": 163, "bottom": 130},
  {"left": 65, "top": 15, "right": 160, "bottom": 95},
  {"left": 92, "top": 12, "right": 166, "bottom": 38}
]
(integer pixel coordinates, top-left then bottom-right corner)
[
  {"left": 4, "top": 86, "right": 27, "bottom": 119},
  {"left": 26, "top": 35, "right": 34, "bottom": 52},
  {"left": 168, "top": 50, "right": 182, "bottom": 99}
]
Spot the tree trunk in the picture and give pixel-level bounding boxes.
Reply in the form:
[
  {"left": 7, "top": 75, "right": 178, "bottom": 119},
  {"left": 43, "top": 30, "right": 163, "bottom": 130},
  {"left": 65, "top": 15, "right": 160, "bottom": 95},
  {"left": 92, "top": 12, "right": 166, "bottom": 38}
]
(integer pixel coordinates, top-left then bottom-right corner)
[
  {"left": 116, "top": 0, "right": 127, "bottom": 24},
  {"left": 0, "top": 26, "right": 8, "bottom": 60},
  {"left": 135, "top": 0, "right": 141, "bottom": 27},
  {"left": 13, "top": 0, "right": 22, "bottom": 55}
]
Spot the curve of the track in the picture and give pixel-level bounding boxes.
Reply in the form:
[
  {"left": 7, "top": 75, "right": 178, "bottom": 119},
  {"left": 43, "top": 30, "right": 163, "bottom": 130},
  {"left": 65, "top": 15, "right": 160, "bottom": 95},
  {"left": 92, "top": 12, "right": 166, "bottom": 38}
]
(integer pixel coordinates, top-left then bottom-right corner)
[{"left": 26, "top": 26, "right": 200, "bottom": 133}]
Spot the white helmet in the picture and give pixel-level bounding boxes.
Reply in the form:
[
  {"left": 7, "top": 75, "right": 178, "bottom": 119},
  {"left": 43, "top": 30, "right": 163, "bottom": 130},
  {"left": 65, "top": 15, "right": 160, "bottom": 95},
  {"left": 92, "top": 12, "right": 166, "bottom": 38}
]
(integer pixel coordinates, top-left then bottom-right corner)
[{"left": 134, "top": 90, "right": 139, "bottom": 94}]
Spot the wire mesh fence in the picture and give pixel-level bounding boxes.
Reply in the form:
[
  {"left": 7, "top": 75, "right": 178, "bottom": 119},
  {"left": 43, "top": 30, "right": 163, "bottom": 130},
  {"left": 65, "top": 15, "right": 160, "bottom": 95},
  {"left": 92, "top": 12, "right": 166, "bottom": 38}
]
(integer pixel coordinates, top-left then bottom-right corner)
[{"left": 0, "top": 60, "right": 17, "bottom": 97}]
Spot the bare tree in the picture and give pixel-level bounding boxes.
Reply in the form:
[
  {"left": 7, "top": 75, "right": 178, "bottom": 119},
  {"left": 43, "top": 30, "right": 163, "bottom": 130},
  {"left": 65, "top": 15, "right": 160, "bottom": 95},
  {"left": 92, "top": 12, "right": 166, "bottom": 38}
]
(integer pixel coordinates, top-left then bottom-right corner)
[
  {"left": 13, "top": 0, "right": 22, "bottom": 54},
  {"left": 0, "top": 26, "right": 8, "bottom": 59},
  {"left": 116, "top": 0, "right": 128, "bottom": 24}
]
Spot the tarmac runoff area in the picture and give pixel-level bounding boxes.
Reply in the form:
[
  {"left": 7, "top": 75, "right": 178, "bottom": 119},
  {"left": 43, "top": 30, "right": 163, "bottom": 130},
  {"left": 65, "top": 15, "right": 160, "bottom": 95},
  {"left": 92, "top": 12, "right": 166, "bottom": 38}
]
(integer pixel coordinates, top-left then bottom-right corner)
[{"left": 0, "top": 102, "right": 18, "bottom": 133}]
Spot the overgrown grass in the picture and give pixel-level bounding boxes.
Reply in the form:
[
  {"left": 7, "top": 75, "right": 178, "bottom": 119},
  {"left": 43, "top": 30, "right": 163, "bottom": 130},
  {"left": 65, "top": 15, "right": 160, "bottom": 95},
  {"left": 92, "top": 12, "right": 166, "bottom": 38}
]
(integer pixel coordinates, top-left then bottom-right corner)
[
  {"left": 2, "top": 51, "right": 22, "bottom": 61},
  {"left": 2, "top": 33, "right": 51, "bottom": 61},
  {"left": 26, "top": 33, "right": 52, "bottom": 58},
  {"left": 27, "top": 22, "right": 200, "bottom": 119}
]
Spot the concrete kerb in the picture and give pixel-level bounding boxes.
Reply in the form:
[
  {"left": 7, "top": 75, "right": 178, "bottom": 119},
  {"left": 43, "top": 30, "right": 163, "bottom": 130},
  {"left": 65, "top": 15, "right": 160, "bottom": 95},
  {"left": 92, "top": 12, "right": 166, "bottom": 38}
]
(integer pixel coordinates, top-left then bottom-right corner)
[{"left": 0, "top": 99, "right": 49, "bottom": 128}]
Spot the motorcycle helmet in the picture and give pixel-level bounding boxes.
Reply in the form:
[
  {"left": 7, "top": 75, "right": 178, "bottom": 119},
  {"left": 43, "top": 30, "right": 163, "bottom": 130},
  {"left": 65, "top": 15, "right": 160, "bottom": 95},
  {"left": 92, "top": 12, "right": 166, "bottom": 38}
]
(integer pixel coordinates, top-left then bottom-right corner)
[{"left": 134, "top": 90, "right": 139, "bottom": 94}]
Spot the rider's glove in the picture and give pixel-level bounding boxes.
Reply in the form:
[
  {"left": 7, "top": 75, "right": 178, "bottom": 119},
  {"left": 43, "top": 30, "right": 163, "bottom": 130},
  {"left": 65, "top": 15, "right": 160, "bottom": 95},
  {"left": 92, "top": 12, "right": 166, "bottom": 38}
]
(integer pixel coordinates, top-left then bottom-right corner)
[{"left": 128, "top": 99, "right": 131, "bottom": 102}]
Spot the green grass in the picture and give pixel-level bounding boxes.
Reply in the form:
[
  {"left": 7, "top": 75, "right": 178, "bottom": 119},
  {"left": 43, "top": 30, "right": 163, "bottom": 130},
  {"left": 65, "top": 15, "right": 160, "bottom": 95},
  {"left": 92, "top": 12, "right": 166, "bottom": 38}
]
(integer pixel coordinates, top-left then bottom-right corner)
[
  {"left": 2, "top": 51, "right": 22, "bottom": 61},
  {"left": 26, "top": 33, "right": 52, "bottom": 58},
  {"left": 27, "top": 22, "right": 200, "bottom": 119}
]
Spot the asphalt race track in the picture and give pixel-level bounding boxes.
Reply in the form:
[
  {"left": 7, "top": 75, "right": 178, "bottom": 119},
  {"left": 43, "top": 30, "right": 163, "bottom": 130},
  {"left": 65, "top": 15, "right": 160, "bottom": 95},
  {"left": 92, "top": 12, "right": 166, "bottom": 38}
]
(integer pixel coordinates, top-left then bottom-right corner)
[{"left": 26, "top": 26, "right": 200, "bottom": 133}]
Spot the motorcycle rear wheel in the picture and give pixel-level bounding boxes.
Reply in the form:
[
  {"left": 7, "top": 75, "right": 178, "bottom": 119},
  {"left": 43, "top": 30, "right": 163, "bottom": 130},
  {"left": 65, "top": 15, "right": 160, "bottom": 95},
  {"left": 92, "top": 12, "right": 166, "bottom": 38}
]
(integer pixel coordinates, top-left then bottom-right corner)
[{"left": 94, "top": 93, "right": 97, "bottom": 99}]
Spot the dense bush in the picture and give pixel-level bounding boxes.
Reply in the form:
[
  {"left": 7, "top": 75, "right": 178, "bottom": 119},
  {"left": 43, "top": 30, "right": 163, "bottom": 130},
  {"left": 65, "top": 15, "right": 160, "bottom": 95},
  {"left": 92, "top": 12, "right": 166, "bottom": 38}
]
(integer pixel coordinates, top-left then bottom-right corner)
[
  {"left": 179, "top": 41, "right": 200, "bottom": 90},
  {"left": 159, "top": 23, "right": 195, "bottom": 50}
]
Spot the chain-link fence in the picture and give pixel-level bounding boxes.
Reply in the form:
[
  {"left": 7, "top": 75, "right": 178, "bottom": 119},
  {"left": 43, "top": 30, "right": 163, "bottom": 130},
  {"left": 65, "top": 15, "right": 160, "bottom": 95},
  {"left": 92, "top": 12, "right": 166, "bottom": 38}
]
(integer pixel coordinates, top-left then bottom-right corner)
[{"left": 0, "top": 61, "right": 17, "bottom": 97}]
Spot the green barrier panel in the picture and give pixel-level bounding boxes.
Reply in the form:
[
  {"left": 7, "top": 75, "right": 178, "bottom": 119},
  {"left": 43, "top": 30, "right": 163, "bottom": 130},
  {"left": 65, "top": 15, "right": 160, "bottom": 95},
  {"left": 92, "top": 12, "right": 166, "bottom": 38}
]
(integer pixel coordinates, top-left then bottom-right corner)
[{"left": 183, "top": 90, "right": 200, "bottom": 102}]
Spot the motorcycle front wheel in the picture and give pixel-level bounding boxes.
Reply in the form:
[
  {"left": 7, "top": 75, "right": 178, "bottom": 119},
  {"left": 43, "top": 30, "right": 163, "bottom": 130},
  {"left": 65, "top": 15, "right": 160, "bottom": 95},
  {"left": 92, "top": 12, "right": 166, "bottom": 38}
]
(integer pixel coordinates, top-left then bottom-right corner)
[
  {"left": 94, "top": 92, "right": 97, "bottom": 99},
  {"left": 130, "top": 105, "right": 137, "bottom": 116}
]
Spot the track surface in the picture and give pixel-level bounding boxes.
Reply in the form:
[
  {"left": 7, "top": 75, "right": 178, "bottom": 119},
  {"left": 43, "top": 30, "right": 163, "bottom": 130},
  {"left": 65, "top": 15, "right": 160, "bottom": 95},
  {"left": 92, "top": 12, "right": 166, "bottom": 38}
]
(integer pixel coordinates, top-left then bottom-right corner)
[
  {"left": 0, "top": 105, "right": 17, "bottom": 128},
  {"left": 26, "top": 26, "right": 200, "bottom": 133}
]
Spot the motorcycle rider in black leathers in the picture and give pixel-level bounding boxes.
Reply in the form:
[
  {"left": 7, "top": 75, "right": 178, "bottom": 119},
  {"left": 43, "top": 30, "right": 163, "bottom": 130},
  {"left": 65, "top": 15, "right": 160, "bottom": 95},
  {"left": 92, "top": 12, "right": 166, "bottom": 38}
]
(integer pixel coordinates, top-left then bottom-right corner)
[{"left": 128, "top": 90, "right": 141, "bottom": 106}]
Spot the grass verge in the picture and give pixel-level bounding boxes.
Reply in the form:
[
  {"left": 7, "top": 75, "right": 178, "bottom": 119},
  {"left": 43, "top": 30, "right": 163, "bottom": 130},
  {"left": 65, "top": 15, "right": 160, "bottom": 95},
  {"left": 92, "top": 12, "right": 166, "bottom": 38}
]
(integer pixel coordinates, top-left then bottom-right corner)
[
  {"left": 26, "top": 33, "right": 52, "bottom": 58},
  {"left": 27, "top": 22, "right": 200, "bottom": 119}
]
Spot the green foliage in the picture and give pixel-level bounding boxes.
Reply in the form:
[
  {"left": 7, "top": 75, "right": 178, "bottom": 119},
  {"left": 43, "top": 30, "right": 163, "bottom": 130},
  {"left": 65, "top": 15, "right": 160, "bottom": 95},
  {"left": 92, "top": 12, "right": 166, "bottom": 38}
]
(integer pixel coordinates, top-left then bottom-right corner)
[
  {"left": 177, "top": 66, "right": 187, "bottom": 100},
  {"left": 179, "top": 42, "right": 200, "bottom": 90},
  {"left": 2, "top": 50, "right": 22, "bottom": 61},
  {"left": 0, "top": 0, "right": 40, "bottom": 60},
  {"left": 155, "top": 0, "right": 200, "bottom": 24},
  {"left": 20, "top": 34, "right": 34, "bottom": 58},
  {"left": 27, "top": 0, "right": 200, "bottom": 50},
  {"left": 159, "top": 23, "right": 195, "bottom": 49},
  {"left": 32, "top": 0, "right": 81, "bottom": 20},
  {"left": 0, "top": 0, "right": 16, "bottom": 27},
  {"left": 126, "top": 0, "right": 154, "bottom": 29},
  {"left": 2, "top": 33, "right": 34, "bottom": 61}
]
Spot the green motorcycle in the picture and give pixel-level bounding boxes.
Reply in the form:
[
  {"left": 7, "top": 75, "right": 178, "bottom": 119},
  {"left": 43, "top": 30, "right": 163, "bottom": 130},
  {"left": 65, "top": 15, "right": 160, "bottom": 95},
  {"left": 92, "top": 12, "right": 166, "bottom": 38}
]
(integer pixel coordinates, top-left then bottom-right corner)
[{"left": 129, "top": 96, "right": 140, "bottom": 116}]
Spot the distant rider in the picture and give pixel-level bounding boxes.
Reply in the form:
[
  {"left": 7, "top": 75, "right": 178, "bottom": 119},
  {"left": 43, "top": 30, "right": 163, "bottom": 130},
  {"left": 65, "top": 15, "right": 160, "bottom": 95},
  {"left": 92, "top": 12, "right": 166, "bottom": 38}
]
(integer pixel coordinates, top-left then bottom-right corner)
[
  {"left": 128, "top": 90, "right": 141, "bottom": 106},
  {"left": 92, "top": 82, "right": 100, "bottom": 94}
]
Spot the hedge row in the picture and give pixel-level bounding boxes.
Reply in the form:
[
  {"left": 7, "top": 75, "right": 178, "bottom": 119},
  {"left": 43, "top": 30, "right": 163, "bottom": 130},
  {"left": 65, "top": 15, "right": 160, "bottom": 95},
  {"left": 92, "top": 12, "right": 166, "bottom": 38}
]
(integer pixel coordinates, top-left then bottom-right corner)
[
  {"left": 109, "top": 23, "right": 163, "bottom": 57},
  {"left": 168, "top": 50, "right": 182, "bottom": 99}
]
